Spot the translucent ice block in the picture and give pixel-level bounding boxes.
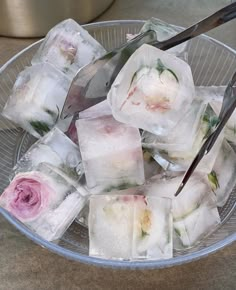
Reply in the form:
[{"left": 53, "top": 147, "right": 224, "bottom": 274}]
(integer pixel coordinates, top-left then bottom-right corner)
[
  {"left": 89, "top": 195, "right": 172, "bottom": 260},
  {"left": 79, "top": 100, "right": 112, "bottom": 119},
  {"left": 140, "top": 18, "right": 189, "bottom": 59},
  {"left": 132, "top": 195, "right": 172, "bottom": 260},
  {"left": 0, "top": 163, "right": 87, "bottom": 241},
  {"left": 76, "top": 115, "right": 145, "bottom": 193},
  {"left": 32, "top": 19, "right": 106, "bottom": 75},
  {"left": 142, "top": 99, "right": 206, "bottom": 153},
  {"left": 107, "top": 44, "right": 195, "bottom": 136},
  {"left": 195, "top": 86, "right": 226, "bottom": 103},
  {"left": 207, "top": 141, "right": 236, "bottom": 207},
  {"left": 210, "top": 100, "right": 236, "bottom": 143},
  {"left": 196, "top": 86, "right": 236, "bottom": 142},
  {"left": 66, "top": 100, "right": 112, "bottom": 145},
  {"left": 14, "top": 128, "right": 83, "bottom": 187},
  {"left": 2, "top": 63, "right": 72, "bottom": 138},
  {"left": 146, "top": 173, "right": 220, "bottom": 248},
  {"left": 151, "top": 105, "right": 224, "bottom": 173}
]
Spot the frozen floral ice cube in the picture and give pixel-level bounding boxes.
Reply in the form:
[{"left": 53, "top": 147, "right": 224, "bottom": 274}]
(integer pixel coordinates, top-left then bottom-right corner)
[
  {"left": 146, "top": 173, "right": 220, "bottom": 248},
  {"left": 32, "top": 19, "right": 106, "bottom": 75},
  {"left": 207, "top": 141, "right": 236, "bottom": 207},
  {"left": 76, "top": 115, "right": 145, "bottom": 193},
  {"left": 151, "top": 105, "right": 224, "bottom": 173},
  {"left": 132, "top": 195, "right": 172, "bottom": 260},
  {"left": 210, "top": 100, "right": 236, "bottom": 143},
  {"left": 89, "top": 195, "right": 172, "bottom": 260},
  {"left": 14, "top": 128, "right": 83, "bottom": 186},
  {"left": 2, "top": 63, "right": 72, "bottom": 138},
  {"left": 66, "top": 100, "right": 112, "bottom": 145},
  {"left": 140, "top": 18, "right": 189, "bottom": 59},
  {"left": 0, "top": 163, "right": 87, "bottom": 241},
  {"left": 196, "top": 86, "right": 236, "bottom": 142},
  {"left": 107, "top": 44, "right": 195, "bottom": 136},
  {"left": 142, "top": 99, "right": 206, "bottom": 153}
]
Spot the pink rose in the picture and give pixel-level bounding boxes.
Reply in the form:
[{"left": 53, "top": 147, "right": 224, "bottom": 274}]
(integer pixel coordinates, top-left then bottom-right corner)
[{"left": 0, "top": 172, "right": 53, "bottom": 221}]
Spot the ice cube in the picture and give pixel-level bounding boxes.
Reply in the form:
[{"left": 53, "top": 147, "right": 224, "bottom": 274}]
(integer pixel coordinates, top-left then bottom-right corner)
[
  {"left": 66, "top": 100, "right": 112, "bottom": 145},
  {"left": 140, "top": 18, "right": 189, "bottom": 59},
  {"left": 196, "top": 86, "right": 226, "bottom": 103},
  {"left": 89, "top": 195, "right": 172, "bottom": 260},
  {"left": 79, "top": 100, "right": 112, "bottom": 119},
  {"left": 107, "top": 44, "right": 195, "bottom": 136},
  {"left": 142, "top": 99, "right": 206, "bottom": 153},
  {"left": 150, "top": 105, "right": 224, "bottom": 173},
  {"left": 32, "top": 19, "right": 106, "bottom": 75},
  {"left": 132, "top": 195, "right": 172, "bottom": 260},
  {"left": 89, "top": 195, "right": 134, "bottom": 259},
  {"left": 2, "top": 63, "right": 72, "bottom": 138},
  {"left": 196, "top": 86, "right": 236, "bottom": 143},
  {"left": 0, "top": 163, "right": 87, "bottom": 241},
  {"left": 207, "top": 141, "right": 236, "bottom": 207},
  {"left": 210, "top": 100, "right": 236, "bottom": 143},
  {"left": 14, "top": 128, "right": 83, "bottom": 187},
  {"left": 146, "top": 173, "right": 220, "bottom": 248},
  {"left": 76, "top": 115, "right": 145, "bottom": 193}
]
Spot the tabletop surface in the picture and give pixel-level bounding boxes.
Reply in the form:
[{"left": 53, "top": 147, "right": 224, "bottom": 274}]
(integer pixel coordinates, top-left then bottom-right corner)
[{"left": 0, "top": 1, "right": 235, "bottom": 289}]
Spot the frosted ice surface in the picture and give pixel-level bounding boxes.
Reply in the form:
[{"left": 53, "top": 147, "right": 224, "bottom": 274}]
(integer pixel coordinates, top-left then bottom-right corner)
[
  {"left": 108, "top": 44, "right": 195, "bottom": 136},
  {"left": 32, "top": 19, "right": 106, "bottom": 76},
  {"left": 76, "top": 115, "right": 144, "bottom": 193},
  {"left": 89, "top": 195, "right": 172, "bottom": 260},
  {"left": 2, "top": 63, "right": 71, "bottom": 138}
]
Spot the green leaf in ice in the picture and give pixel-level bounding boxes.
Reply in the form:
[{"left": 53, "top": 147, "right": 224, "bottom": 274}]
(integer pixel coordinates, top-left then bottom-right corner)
[
  {"left": 141, "top": 229, "right": 149, "bottom": 238},
  {"left": 156, "top": 58, "right": 165, "bottom": 74},
  {"left": 208, "top": 170, "right": 220, "bottom": 192},
  {"left": 30, "top": 121, "right": 51, "bottom": 136},
  {"left": 156, "top": 58, "right": 179, "bottom": 82},
  {"left": 174, "top": 227, "right": 182, "bottom": 237},
  {"left": 203, "top": 112, "right": 219, "bottom": 139},
  {"left": 105, "top": 182, "right": 138, "bottom": 192}
]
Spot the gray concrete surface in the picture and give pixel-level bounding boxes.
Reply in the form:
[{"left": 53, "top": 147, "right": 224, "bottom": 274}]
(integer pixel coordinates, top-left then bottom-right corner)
[{"left": 0, "top": 0, "right": 236, "bottom": 289}]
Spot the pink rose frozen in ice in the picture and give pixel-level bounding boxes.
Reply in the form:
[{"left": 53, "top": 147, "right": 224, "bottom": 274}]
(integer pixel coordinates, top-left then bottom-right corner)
[{"left": 0, "top": 172, "right": 53, "bottom": 221}]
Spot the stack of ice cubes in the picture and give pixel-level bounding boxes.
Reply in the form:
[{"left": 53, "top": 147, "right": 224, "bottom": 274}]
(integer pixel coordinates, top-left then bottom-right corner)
[{"left": 2, "top": 19, "right": 107, "bottom": 139}]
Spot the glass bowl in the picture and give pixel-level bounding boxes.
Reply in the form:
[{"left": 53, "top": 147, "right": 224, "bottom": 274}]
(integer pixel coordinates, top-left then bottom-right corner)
[{"left": 0, "top": 20, "right": 235, "bottom": 269}]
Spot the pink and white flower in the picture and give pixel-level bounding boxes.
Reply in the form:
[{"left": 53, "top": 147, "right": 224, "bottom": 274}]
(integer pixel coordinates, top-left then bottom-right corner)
[{"left": 0, "top": 172, "right": 53, "bottom": 222}]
